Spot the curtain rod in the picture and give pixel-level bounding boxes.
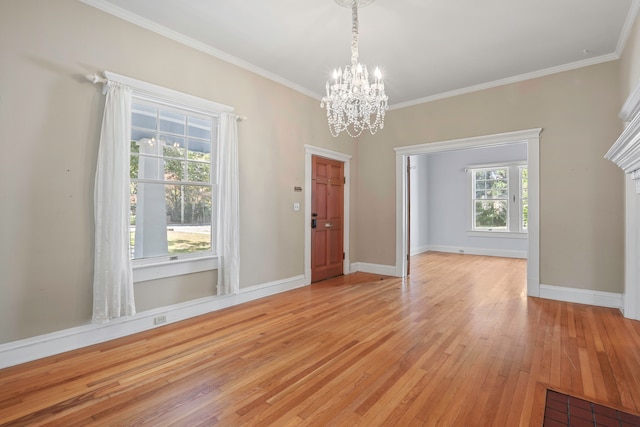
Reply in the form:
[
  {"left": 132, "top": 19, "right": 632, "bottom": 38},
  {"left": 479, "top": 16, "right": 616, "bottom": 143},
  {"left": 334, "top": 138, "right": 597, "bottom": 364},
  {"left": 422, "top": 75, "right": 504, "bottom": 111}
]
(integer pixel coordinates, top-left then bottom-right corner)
[{"left": 85, "top": 73, "right": 247, "bottom": 121}]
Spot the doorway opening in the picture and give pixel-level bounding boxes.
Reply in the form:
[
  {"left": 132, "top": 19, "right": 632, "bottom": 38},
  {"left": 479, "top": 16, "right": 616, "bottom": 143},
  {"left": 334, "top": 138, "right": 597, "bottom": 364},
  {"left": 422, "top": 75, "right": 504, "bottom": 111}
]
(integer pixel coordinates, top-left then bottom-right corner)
[{"left": 394, "top": 129, "right": 542, "bottom": 297}]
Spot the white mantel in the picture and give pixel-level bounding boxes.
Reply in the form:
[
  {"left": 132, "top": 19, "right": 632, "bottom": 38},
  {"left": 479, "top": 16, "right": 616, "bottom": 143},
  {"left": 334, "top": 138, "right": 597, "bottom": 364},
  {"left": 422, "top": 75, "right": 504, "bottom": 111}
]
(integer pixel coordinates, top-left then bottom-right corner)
[{"left": 605, "top": 81, "right": 640, "bottom": 320}]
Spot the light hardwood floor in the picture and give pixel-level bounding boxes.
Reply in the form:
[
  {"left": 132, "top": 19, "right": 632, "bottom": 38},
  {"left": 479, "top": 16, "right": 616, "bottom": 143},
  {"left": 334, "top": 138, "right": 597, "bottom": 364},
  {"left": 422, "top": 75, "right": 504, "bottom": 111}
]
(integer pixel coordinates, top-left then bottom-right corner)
[{"left": 1, "top": 252, "right": 640, "bottom": 426}]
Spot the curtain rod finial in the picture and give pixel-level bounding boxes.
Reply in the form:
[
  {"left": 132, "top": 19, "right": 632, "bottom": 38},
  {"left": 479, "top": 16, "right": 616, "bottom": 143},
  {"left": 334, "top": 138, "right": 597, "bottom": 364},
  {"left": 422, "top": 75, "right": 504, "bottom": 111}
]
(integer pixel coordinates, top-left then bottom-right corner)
[{"left": 86, "top": 73, "right": 107, "bottom": 85}]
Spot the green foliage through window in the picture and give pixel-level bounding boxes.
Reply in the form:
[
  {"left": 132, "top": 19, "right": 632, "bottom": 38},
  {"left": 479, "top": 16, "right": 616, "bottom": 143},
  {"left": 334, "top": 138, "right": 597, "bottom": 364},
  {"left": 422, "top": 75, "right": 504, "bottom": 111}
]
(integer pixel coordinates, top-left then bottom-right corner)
[
  {"left": 473, "top": 168, "right": 508, "bottom": 229},
  {"left": 471, "top": 165, "right": 528, "bottom": 232}
]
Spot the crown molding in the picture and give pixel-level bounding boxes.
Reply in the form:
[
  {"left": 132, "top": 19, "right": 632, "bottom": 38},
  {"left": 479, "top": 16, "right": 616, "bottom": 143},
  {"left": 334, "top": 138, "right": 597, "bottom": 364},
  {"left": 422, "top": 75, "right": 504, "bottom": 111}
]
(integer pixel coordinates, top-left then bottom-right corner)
[
  {"left": 389, "top": 53, "right": 619, "bottom": 110},
  {"left": 616, "top": 0, "right": 640, "bottom": 57},
  {"left": 79, "top": 0, "right": 322, "bottom": 101},
  {"left": 80, "top": 0, "right": 635, "bottom": 110}
]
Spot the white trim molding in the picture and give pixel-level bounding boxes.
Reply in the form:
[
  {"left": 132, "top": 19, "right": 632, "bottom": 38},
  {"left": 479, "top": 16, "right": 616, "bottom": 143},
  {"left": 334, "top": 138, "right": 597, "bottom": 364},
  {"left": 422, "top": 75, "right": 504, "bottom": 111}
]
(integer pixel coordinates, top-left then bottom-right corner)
[
  {"left": 390, "top": 55, "right": 619, "bottom": 111},
  {"left": 0, "top": 275, "right": 307, "bottom": 369},
  {"left": 410, "top": 245, "right": 430, "bottom": 256},
  {"left": 606, "top": 77, "right": 640, "bottom": 320},
  {"left": 104, "top": 71, "right": 234, "bottom": 114},
  {"left": 350, "top": 262, "right": 397, "bottom": 276},
  {"left": 606, "top": 107, "right": 640, "bottom": 185},
  {"left": 427, "top": 246, "right": 527, "bottom": 259},
  {"left": 394, "top": 128, "right": 542, "bottom": 296},
  {"left": 304, "top": 145, "right": 352, "bottom": 284},
  {"left": 79, "top": 0, "right": 322, "bottom": 101},
  {"left": 539, "top": 284, "right": 623, "bottom": 310}
]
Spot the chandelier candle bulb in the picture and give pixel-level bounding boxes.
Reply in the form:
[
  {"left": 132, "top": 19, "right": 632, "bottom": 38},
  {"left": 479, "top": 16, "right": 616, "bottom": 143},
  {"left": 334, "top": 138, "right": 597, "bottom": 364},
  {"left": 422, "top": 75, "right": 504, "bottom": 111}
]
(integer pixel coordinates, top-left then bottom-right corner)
[{"left": 321, "top": 0, "right": 388, "bottom": 137}]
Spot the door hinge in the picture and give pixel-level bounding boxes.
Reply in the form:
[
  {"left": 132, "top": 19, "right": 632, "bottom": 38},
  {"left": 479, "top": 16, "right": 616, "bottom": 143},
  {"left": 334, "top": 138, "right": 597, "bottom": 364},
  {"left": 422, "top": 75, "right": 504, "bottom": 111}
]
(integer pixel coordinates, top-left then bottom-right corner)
[
  {"left": 343, "top": 252, "right": 345, "bottom": 260},
  {"left": 407, "top": 254, "right": 410, "bottom": 261},
  {"left": 344, "top": 177, "right": 346, "bottom": 184}
]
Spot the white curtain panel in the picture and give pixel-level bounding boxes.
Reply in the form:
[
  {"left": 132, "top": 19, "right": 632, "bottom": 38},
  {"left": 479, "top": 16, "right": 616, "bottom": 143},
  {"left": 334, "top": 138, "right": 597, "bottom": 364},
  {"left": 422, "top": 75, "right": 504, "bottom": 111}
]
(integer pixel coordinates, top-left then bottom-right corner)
[
  {"left": 93, "top": 82, "right": 136, "bottom": 323},
  {"left": 217, "top": 112, "right": 240, "bottom": 295}
]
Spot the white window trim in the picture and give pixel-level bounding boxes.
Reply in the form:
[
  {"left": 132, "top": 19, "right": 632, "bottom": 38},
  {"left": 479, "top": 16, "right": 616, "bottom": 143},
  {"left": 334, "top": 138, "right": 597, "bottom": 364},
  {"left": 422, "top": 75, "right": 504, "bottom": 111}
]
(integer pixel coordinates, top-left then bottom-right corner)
[
  {"left": 107, "top": 71, "right": 234, "bottom": 282},
  {"left": 466, "top": 161, "right": 527, "bottom": 236},
  {"left": 467, "top": 231, "right": 528, "bottom": 239},
  {"left": 133, "top": 256, "right": 218, "bottom": 283}
]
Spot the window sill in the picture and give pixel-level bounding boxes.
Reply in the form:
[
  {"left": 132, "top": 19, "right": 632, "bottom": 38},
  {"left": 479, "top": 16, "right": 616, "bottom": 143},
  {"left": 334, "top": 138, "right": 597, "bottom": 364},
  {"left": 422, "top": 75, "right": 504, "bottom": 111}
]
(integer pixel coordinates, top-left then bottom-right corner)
[
  {"left": 132, "top": 256, "right": 218, "bottom": 283},
  {"left": 467, "top": 230, "right": 528, "bottom": 239}
]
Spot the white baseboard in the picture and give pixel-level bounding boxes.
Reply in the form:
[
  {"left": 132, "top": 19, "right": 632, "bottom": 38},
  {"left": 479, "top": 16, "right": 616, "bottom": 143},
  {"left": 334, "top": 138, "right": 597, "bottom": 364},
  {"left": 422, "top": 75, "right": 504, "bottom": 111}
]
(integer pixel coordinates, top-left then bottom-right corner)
[
  {"left": 0, "top": 275, "right": 307, "bottom": 369},
  {"left": 539, "top": 284, "right": 623, "bottom": 310},
  {"left": 350, "top": 262, "right": 398, "bottom": 276},
  {"left": 427, "top": 245, "right": 527, "bottom": 259},
  {"left": 410, "top": 245, "right": 430, "bottom": 256}
]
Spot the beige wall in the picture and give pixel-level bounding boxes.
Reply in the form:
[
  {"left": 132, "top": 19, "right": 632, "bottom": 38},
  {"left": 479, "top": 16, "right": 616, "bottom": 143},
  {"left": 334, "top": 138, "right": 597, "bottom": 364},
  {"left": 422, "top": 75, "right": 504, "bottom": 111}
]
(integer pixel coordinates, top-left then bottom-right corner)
[
  {"left": 358, "top": 62, "right": 625, "bottom": 293},
  {"left": 0, "top": 0, "right": 629, "bottom": 344},
  {"left": 0, "top": 0, "right": 354, "bottom": 342}
]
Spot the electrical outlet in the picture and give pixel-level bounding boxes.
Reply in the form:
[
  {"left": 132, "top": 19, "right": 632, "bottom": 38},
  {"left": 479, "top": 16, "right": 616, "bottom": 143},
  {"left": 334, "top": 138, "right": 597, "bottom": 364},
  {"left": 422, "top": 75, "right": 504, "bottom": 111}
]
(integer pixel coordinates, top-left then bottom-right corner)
[{"left": 154, "top": 315, "right": 167, "bottom": 325}]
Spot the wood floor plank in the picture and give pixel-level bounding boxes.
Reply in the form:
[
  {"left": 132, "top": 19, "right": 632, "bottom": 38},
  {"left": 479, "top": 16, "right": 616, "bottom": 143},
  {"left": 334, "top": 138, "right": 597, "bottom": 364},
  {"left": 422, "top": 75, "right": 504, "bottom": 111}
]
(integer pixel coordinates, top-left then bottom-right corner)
[{"left": 1, "top": 252, "right": 640, "bottom": 426}]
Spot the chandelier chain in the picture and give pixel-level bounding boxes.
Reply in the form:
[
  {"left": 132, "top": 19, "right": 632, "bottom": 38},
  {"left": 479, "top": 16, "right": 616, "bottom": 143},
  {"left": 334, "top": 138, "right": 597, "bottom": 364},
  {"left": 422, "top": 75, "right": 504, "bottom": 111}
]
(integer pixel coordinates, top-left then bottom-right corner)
[{"left": 351, "top": 2, "right": 359, "bottom": 65}]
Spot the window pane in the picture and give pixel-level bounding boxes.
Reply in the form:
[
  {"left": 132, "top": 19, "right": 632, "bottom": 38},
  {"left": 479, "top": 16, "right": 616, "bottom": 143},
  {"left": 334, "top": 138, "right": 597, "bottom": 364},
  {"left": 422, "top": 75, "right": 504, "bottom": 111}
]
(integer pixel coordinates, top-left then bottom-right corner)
[
  {"left": 163, "top": 136, "right": 186, "bottom": 158},
  {"left": 493, "top": 189, "right": 508, "bottom": 198},
  {"left": 475, "top": 171, "right": 484, "bottom": 180},
  {"left": 130, "top": 155, "right": 139, "bottom": 179},
  {"left": 172, "top": 185, "right": 212, "bottom": 225},
  {"left": 131, "top": 182, "right": 170, "bottom": 259},
  {"left": 188, "top": 139, "right": 211, "bottom": 161},
  {"left": 132, "top": 103, "right": 157, "bottom": 130},
  {"left": 492, "top": 169, "right": 507, "bottom": 179},
  {"left": 522, "top": 199, "right": 528, "bottom": 230},
  {"left": 188, "top": 161, "right": 211, "bottom": 183},
  {"left": 475, "top": 190, "right": 485, "bottom": 199},
  {"left": 130, "top": 182, "right": 212, "bottom": 259},
  {"left": 133, "top": 155, "right": 161, "bottom": 180},
  {"left": 167, "top": 185, "right": 212, "bottom": 254},
  {"left": 475, "top": 200, "right": 507, "bottom": 229},
  {"left": 188, "top": 116, "right": 212, "bottom": 140},
  {"left": 167, "top": 225, "right": 211, "bottom": 254},
  {"left": 475, "top": 180, "right": 486, "bottom": 191},
  {"left": 159, "top": 110, "right": 185, "bottom": 135},
  {"left": 133, "top": 137, "right": 160, "bottom": 156},
  {"left": 131, "top": 128, "right": 155, "bottom": 142},
  {"left": 164, "top": 159, "right": 185, "bottom": 181}
]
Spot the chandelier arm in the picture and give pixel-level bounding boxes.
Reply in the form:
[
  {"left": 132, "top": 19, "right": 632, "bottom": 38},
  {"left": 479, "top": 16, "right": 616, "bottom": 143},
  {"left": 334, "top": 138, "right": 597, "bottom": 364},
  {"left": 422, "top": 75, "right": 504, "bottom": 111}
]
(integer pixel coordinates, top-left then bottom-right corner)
[{"left": 351, "top": 1, "right": 359, "bottom": 65}]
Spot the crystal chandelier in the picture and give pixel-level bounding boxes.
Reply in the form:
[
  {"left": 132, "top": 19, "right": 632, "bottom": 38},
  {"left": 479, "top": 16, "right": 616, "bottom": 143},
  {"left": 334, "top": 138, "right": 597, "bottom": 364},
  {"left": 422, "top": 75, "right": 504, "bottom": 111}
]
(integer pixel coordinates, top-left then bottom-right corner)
[{"left": 321, "top": 0, "right": 388, "bottom": 138}]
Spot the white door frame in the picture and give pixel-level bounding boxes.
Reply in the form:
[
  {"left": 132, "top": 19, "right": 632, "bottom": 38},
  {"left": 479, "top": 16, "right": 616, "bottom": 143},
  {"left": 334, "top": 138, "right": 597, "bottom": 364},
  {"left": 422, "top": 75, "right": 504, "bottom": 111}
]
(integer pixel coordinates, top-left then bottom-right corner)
[
  {"left": 394, "top": 128, "right": 542, "bottom": 297},
  {"left": 304, "top": 145, "right": 352, "bottom": 284}
]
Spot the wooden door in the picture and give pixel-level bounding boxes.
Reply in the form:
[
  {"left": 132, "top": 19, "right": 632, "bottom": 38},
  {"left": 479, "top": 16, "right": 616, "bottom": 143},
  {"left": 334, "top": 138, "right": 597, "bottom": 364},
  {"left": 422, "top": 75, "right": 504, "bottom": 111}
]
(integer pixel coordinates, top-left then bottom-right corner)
[{"left": 311, "top": 155, "right": 344, "bottom": 282}]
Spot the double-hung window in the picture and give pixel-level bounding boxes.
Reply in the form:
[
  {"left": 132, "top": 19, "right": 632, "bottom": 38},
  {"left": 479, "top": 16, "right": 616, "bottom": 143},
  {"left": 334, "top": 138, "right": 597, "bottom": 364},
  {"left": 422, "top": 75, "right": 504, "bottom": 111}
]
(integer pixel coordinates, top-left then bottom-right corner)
[
  {"left": 469, "top": 163, "right": 528, "bottom": 236},
  {"left": 130, "top": 100, "right": 217, "bottom": 267},
  {"left": 108, "top": 75, "right": 235, "bottom": 283}
]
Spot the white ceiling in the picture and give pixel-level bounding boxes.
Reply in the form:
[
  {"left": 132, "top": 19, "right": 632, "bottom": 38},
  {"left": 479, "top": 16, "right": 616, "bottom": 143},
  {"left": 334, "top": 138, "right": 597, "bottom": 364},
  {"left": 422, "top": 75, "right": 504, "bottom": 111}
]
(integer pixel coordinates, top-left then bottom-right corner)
[{"left": 84, "top": 0, "right": 639, "bottom": 108}]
